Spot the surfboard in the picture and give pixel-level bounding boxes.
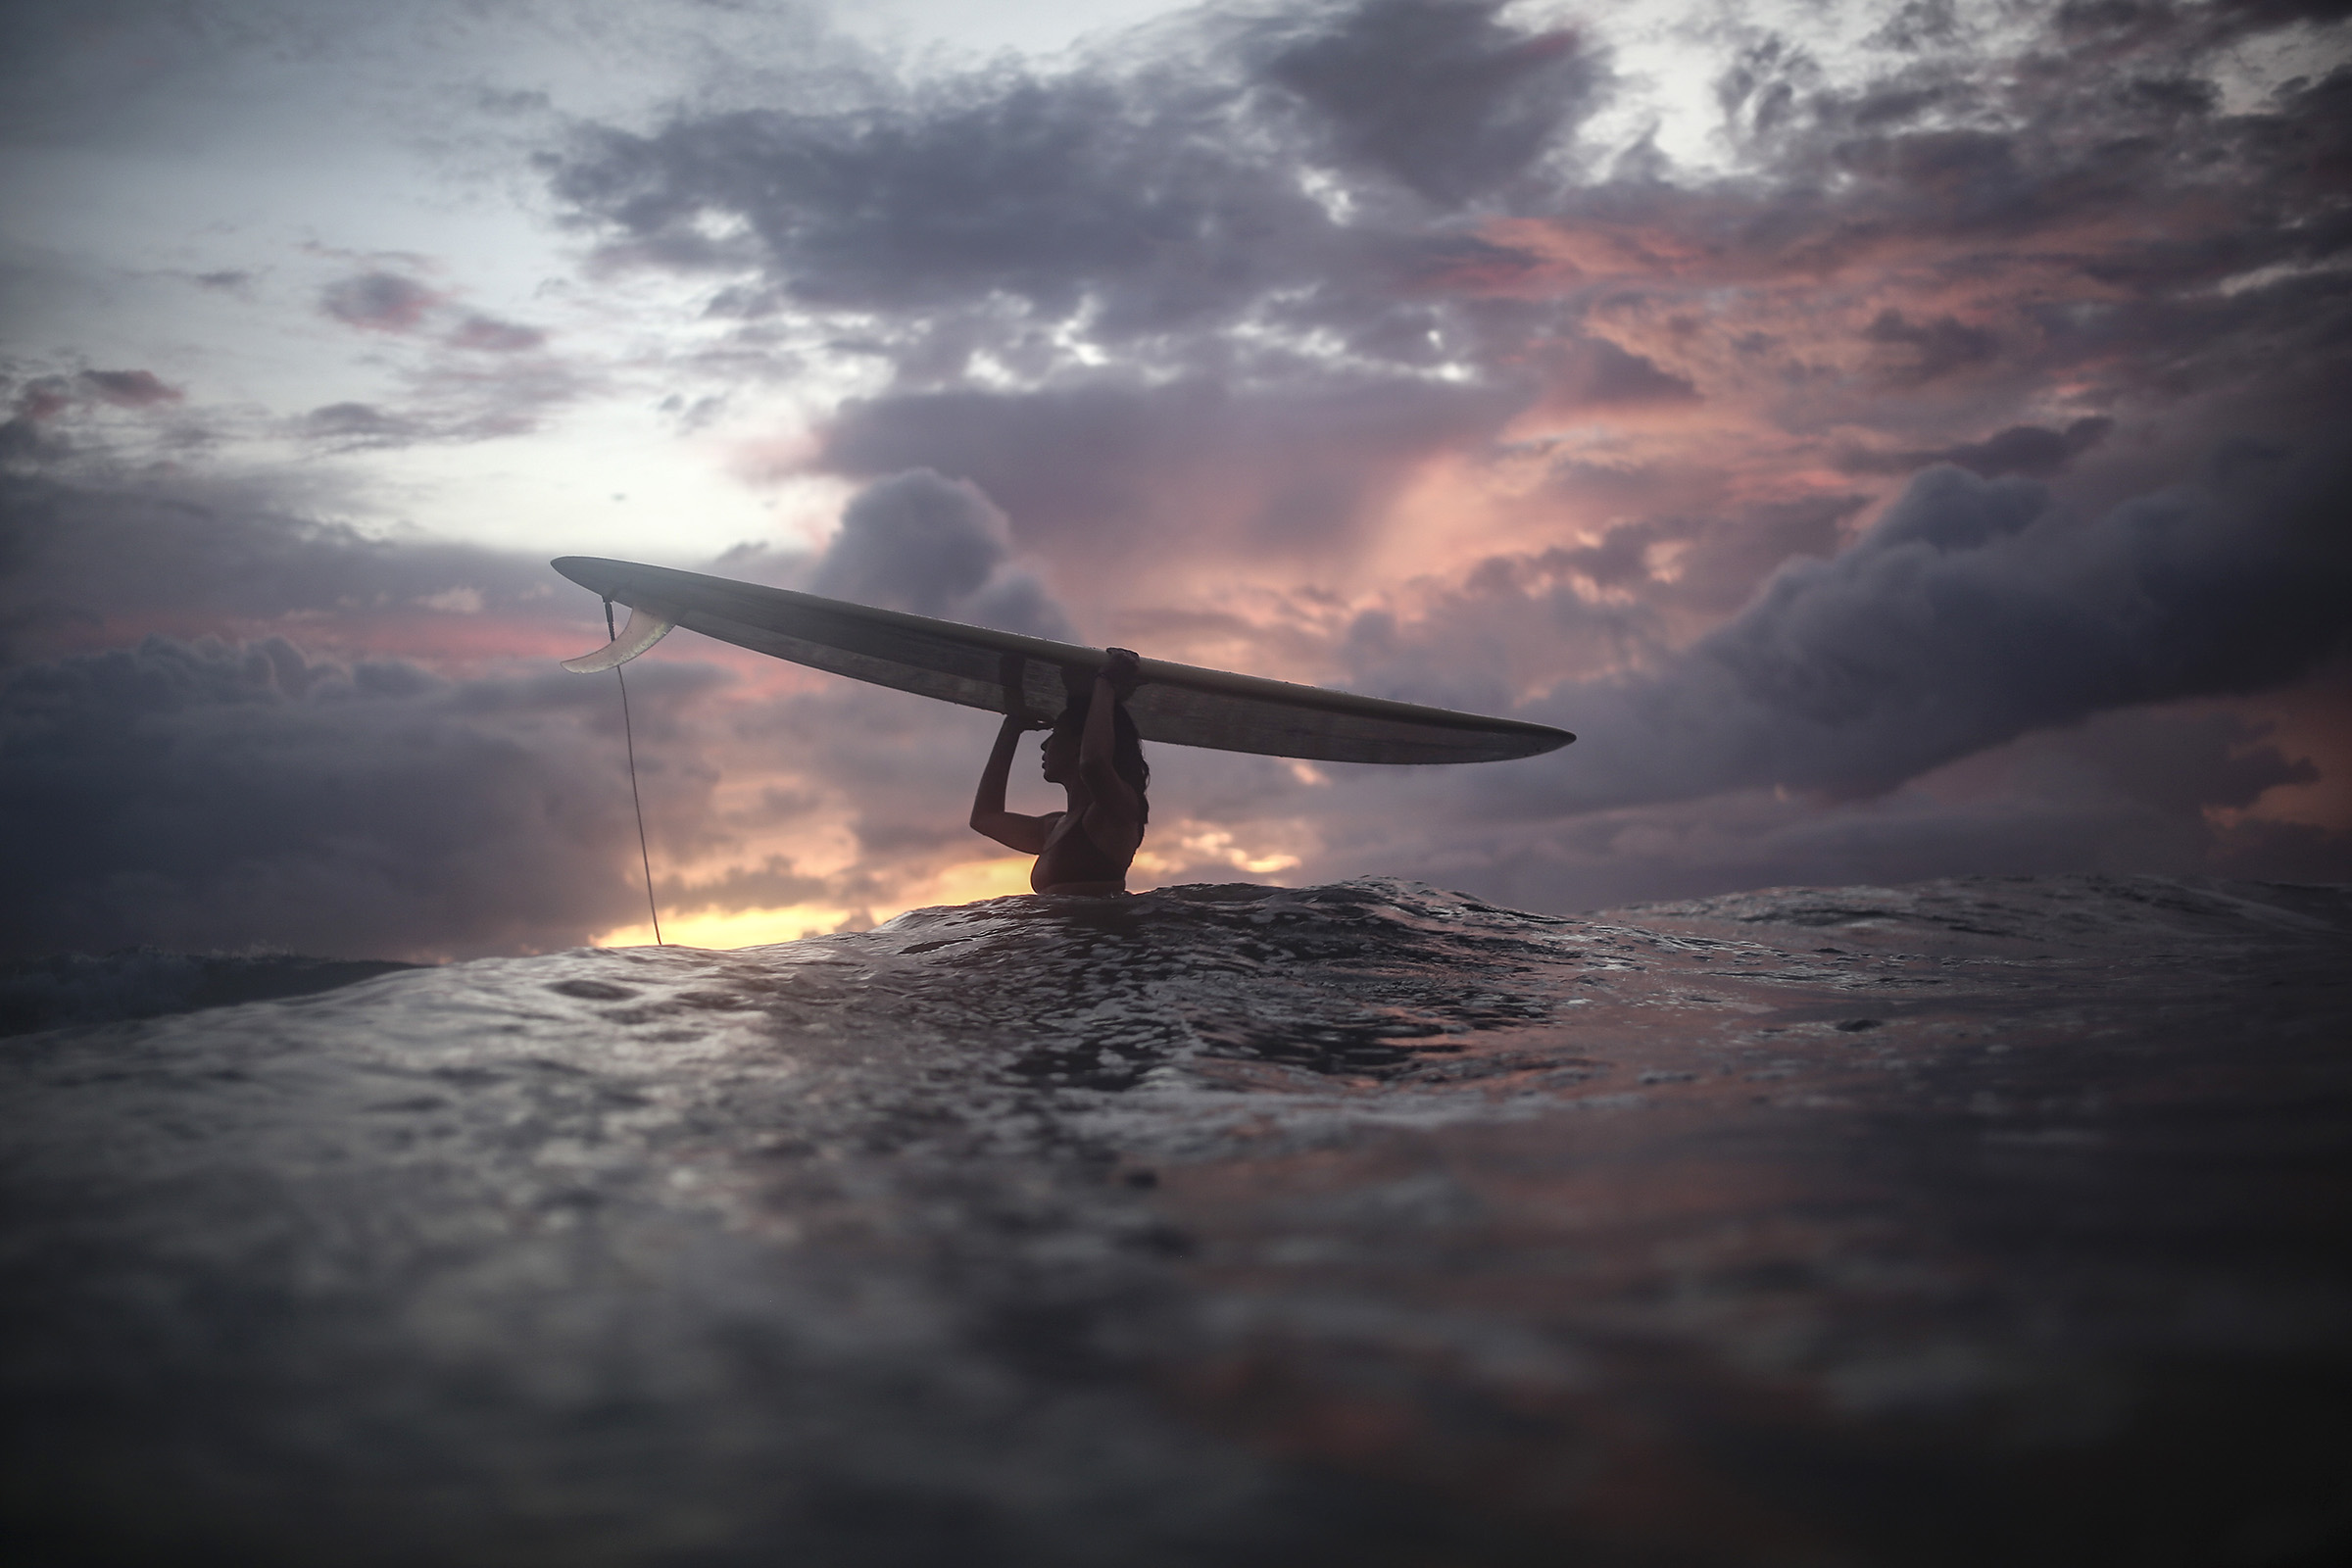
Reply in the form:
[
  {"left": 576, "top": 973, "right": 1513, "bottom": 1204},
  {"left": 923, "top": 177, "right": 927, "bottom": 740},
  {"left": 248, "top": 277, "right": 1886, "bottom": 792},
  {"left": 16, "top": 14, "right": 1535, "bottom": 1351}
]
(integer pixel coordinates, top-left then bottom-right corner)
[{"left": 553, "top": 556, "right": 1573, "bottom": 765}]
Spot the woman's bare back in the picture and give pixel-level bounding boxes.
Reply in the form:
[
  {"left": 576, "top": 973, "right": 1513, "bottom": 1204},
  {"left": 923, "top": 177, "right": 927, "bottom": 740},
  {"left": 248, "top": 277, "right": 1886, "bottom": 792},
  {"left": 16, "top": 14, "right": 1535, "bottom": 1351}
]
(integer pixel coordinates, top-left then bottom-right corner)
[{"left": 1032, "top": 808, "right": 1135, "bottom": 895}]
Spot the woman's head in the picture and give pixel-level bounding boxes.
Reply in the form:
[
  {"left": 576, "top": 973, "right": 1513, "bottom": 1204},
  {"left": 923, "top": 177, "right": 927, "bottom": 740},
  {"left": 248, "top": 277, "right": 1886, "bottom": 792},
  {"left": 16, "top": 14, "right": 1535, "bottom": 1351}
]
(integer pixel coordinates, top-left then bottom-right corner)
[{"left": 1043, "top": 691, "right": 1150, "bottom": 821}]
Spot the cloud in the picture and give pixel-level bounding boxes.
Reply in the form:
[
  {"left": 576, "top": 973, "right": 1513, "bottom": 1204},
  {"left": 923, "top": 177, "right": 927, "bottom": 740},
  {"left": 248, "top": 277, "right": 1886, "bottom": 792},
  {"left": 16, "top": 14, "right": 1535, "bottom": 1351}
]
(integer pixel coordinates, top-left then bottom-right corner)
[
  {"left": 320, "top": 271, "right": 440, "bottom": 331},
  {"left": 302, "top": 273, "right": 571, "bottom": 442},
  {"left": 1538, "top": 336, "right": 1698, "bottom": 406},
  {"left": 10, "top": 0, "right": 2352, "bottom": 957},
  {"left": 77, "top": 369, "right": 182, "bottom": 408},
  {"left": 815, "top": 375, "right": 1524, "bottom": 572},
  {"left": 1, "top": 369, "right": 189, "bottom": 471},
  {"left": 520, "top": 0, "right": 2352, "bottom": 919},
  {"left": 1492, "top": 446, "right": 2352, "bottom": 814},
  {"left": 1860, "top": 308, "right": 2001, "bottom": 385},
  {"left": 449, "top": 315, "right": 548, "bottom": 353},
  {"left": 1339, "top": 699, "right": 2352, "bottom": 915},
  {"left": 1840, "top": 418, "right": 2113, "bottom": 479},
  {"left": 542, "top": 0, "right": 1616, "bottom": 372},
  {"left": 810, "top": 468, "right": 1074, "bottom": 639},
  {"left": 1473, "top": 491, "right": 1870, "bottom": 620},
  {"left": 1255, "top": 0, "right": 1605, "bottom": 206},
  {"left": 0, "top": 472, "right": 564, "bottom": 662},
  {"left": 542, "top": 0, "right": 2352, "bottom": 588},
  {"left": 0, "top": 466, "right": 1103, "bottom": 949},
  {"left": 551, "top": 78, "right": 1330, "bottom": 343},
  {"left": 300, "top": 401, "right": 427, "bottom": 451},
  {"left": 0, "top": 633, "right": 723, "bottom": 959}
]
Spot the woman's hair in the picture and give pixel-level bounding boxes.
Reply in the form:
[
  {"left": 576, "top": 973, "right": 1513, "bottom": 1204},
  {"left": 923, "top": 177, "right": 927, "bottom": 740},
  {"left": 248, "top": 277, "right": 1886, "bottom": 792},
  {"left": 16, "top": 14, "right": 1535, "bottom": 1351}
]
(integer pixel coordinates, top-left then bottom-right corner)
[{"left": 1053, "top": 690, "right": 1151, "bottom": 825}]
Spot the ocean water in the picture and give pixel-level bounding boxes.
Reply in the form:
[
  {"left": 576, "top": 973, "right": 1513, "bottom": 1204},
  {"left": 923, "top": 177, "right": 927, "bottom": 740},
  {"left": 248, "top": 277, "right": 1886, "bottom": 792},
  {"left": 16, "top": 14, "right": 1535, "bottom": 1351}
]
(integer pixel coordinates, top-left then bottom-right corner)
[
  {"left": 4, "top": 876, "right": 2349, "bottom": 1566},
  {"left": 0, "top": 950, "right": 420, "bottom": 1038}
]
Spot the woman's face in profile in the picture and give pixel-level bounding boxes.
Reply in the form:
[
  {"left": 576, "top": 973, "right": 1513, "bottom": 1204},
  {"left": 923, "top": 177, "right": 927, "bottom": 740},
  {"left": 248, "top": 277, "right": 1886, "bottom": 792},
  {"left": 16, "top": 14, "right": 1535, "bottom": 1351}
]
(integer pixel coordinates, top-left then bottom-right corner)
[{"left": 1041, "top": 728, "right": 1079, "bottom": 783}]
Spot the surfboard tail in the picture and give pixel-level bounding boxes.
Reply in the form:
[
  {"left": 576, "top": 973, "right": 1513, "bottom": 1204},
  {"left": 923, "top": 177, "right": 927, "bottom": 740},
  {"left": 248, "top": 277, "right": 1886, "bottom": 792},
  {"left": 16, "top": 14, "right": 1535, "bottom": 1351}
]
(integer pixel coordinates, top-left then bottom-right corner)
[{"left": 562, "top": 604, "right": 677, "bottom": 673}]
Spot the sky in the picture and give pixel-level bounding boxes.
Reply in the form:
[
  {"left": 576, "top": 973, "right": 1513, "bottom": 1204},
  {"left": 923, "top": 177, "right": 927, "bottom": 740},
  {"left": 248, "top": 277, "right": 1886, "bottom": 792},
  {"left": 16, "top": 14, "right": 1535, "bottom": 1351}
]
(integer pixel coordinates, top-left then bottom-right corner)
[{"left": 3, "top": 0, "right": 2349, "bottom": 960}]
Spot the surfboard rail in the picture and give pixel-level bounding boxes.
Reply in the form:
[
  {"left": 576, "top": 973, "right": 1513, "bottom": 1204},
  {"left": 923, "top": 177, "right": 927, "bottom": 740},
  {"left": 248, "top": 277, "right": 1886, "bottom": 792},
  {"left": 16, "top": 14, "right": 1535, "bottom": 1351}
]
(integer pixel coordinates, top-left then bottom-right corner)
[{"left": 553, "top": 556, "right": 1573, "bottom": 765}]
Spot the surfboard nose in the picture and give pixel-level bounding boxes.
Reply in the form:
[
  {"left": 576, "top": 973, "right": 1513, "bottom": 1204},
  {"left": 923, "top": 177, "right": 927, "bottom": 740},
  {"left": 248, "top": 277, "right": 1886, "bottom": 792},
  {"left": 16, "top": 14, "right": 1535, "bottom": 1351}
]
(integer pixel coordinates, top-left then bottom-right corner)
[{"left": 552, "top": 556, "right": 629, "bottom": 599}]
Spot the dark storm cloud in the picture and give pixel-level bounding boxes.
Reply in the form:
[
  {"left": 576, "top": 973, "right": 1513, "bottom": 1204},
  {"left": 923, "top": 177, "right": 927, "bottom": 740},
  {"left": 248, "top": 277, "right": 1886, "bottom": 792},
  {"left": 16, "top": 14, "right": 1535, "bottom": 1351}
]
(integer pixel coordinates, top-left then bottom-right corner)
[
  {"left": 1495, "top": 445, "right": 2352, "bottom": 814},
  {"left": 2053, "top": 0, "right": 2352, "bottom": 53},
  {"left": 549, "top": 72, "right": 1326, "bottom": 326},
  {"left": 1, "top": 370, "right": 187, "bottom": 469},
  {"left": 553, "top": 0, "right": 2350, "bottom": 342},
  {"left": 1478, "top": 491, "right": 1870, "bottom": 619},
  {"left": 1840, "top": 418, "right": 2114, "bottom": 479},
  {"left": 0, "top": 467, "right": 796, "bottom": 955},
  {"left": 0, "top": 472, "right": 559, "bottom": 661},
  {"left": 1256, "top": 0, "right": 1603, "bottom": 205},
  {"left": 542, "top": 0, "right": 2352, "bottom": 574},
  {"left": 808, "top": 468, "right": 1074, "bottom": 638},
  {"left": 546, "top": 0, "right": 1610, "bottom": 353},
  {"left": 0, "top": 633, "right": 720, "bottom": 959},
  {"left": 1860, "top": 309, "right": 2000, "bottom": 385},
  {"left": 1352, "top": 699, "right": 2352, "bottom": 916}
]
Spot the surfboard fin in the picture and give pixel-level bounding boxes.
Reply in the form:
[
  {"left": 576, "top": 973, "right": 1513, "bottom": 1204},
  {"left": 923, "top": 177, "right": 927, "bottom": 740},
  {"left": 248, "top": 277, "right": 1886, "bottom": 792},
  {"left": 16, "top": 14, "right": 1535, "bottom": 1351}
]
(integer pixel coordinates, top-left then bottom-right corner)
[{"left": 562, "top": 605, "right": 676, "bottom": 673}]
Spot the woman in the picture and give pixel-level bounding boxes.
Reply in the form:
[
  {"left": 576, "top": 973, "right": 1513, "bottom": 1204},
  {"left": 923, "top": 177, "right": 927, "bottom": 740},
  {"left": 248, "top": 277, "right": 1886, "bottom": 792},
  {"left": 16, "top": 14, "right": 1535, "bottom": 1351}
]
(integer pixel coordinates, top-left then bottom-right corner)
[{"left": 969, "top": 648, "right": 1150, "bottom": 895}]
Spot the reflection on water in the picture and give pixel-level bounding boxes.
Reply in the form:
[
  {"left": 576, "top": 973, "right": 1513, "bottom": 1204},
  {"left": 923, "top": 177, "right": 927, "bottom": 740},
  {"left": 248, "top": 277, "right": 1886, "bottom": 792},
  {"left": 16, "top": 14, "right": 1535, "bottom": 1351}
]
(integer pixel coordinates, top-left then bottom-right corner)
[{"left": 5, "top": 876, "right": 2349, "bottom": 1565}]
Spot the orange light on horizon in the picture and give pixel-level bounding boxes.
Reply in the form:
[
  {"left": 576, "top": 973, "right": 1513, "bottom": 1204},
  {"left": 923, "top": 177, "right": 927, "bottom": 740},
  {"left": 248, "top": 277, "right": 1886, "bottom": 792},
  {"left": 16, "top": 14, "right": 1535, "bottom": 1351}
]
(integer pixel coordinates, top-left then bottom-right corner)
[{"left": 588, "top": 854, "right": 1038, "bottom": 950}]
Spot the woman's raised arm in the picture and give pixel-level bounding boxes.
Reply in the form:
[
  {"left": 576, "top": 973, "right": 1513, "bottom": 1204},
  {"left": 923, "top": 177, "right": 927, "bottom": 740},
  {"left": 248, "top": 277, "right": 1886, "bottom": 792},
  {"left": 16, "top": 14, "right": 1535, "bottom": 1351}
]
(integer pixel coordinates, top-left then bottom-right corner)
[
  {"left": 1077, "top": 649, "right": 1144, "bottom": 843},
  {"left": 971, "top": 666, "right": 1052, "bottom": 853}
]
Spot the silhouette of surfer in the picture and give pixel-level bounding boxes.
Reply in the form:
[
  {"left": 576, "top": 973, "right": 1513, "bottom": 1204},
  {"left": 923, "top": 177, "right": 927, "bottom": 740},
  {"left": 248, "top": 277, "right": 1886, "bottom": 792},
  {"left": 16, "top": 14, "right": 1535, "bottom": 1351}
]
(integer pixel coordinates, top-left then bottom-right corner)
[{"left": 971, "top": 649, "right": 1150, "bottom": 895}]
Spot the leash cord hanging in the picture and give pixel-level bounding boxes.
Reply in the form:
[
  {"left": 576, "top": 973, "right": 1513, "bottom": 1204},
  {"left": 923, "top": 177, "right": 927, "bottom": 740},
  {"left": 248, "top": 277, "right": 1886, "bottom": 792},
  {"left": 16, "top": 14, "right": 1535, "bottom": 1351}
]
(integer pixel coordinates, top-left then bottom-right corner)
[{"left": 607, "top": 597, "right": 663, "bottom": 946}]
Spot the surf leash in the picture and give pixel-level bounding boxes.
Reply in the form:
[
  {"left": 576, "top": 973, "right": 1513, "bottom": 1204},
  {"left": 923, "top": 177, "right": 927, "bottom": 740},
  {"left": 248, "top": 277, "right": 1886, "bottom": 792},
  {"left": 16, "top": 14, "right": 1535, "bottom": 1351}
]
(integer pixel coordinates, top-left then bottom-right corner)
[{"left": 606, "top": 597, "right": 664, "bottom": 946}]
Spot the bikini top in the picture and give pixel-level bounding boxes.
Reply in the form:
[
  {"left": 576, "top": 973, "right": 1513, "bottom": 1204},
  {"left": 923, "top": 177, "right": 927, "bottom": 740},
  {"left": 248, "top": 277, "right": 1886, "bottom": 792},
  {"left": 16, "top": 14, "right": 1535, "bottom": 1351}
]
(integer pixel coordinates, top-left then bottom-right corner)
[{"left": 1033, "top": 808, "right": 1137, "bottom": 892}]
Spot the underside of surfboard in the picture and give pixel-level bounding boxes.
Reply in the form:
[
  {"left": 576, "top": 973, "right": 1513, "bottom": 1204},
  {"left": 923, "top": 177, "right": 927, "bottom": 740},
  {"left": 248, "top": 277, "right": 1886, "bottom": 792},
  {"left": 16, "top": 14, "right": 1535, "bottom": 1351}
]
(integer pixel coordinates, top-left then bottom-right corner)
[{"left": 553, "top": 557, "right": 1573, "bottom": 765}]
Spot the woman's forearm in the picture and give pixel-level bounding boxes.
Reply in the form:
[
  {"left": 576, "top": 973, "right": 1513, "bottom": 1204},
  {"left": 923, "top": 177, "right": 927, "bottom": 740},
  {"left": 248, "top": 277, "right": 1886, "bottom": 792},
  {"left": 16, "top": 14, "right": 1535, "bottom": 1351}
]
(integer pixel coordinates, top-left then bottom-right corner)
[
  {"left": 1081, "top": 649, "right": 1139, "bottom": 780},
  {"left": 971, "top": 713, "right": 1024, "bottom": 823}
]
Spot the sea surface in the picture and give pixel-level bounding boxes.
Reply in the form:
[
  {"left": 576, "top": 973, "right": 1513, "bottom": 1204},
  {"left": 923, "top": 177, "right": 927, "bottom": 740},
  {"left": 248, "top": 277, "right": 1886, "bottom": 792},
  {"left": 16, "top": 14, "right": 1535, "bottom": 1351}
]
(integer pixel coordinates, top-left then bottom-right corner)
[{"left": 4, "top": 876, "right": 2349, "bottom": 1566}]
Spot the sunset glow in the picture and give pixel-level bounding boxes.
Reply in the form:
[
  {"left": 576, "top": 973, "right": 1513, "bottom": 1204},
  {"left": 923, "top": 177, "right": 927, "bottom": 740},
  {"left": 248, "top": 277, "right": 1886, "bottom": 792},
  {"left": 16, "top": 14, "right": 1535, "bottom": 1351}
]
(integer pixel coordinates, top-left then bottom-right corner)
[{"left": 5, "top": 0, "right": 2347, "bottom": 959}]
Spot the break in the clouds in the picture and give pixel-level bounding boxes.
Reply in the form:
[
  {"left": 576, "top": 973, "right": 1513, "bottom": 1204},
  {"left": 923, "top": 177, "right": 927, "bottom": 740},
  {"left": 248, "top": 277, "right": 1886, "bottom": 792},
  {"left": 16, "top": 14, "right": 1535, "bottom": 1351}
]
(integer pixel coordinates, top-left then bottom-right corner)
[{"left": 3, "top": 0, "right": 2348, "bottom": 955}]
